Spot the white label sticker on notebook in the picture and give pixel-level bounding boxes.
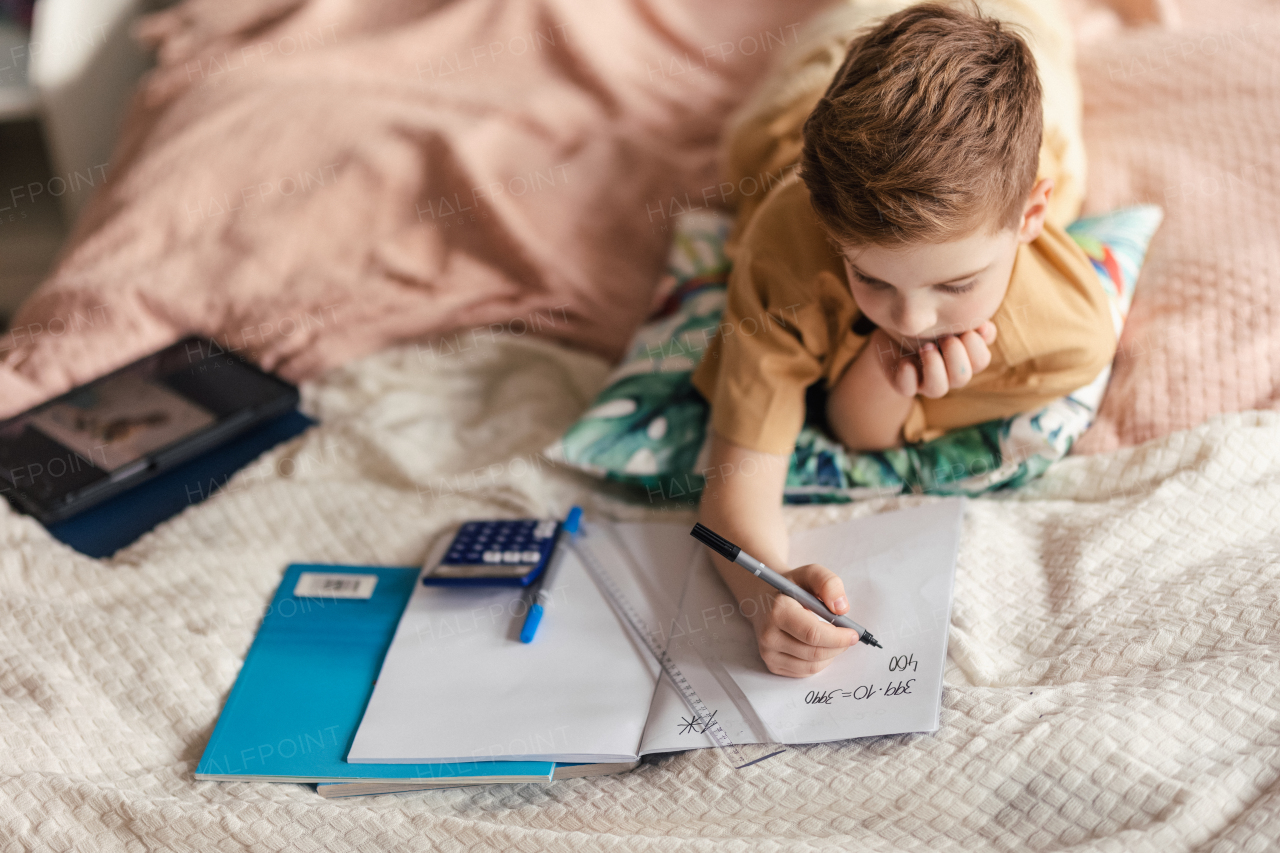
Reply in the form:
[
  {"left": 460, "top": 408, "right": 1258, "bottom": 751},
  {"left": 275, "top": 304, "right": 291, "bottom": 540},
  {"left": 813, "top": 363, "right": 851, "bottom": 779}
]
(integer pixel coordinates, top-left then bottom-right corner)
[{"left": 293, "top": 572, "right": 378, "bottom": 599}]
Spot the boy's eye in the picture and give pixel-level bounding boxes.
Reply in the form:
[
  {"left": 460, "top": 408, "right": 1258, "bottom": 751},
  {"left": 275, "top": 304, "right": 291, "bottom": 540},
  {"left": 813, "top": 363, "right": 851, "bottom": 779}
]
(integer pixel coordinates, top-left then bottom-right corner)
[{"left": 852, "top": 269, "right": 976, "bottom": 295}]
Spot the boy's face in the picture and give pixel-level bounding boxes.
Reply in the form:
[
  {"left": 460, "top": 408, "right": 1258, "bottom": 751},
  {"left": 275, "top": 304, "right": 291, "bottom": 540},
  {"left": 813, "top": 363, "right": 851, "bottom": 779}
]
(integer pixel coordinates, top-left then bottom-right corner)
[{"left": 837, "top": 178, "right": 1053, "bottom": 351}]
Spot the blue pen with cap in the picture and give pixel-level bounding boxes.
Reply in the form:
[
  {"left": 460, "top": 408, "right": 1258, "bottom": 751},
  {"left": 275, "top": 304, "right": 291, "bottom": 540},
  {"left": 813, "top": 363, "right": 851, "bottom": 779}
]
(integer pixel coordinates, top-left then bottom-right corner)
[{"left": 519, "top": 506, "right": 583, "bottom": 643}]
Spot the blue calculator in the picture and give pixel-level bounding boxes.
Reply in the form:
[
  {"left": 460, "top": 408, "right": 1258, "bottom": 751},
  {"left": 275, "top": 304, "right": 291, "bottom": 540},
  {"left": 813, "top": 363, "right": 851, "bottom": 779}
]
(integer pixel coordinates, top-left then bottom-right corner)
[{"left": 422, "top": 518, "right": 562, "bottom": 587}]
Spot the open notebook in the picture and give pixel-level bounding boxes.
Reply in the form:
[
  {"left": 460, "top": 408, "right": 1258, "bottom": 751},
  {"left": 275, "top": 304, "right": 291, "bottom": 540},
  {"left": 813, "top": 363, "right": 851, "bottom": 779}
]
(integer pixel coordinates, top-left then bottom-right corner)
[{"left": 349, "top": 499, "right": 965, "bottom": 764}]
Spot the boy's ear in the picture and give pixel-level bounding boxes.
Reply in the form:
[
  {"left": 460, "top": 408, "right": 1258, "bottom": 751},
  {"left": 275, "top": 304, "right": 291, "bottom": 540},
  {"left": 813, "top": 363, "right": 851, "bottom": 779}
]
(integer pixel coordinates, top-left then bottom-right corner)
[{"left": 1017, "top": 178, "right": 1054, "bottom": 244}]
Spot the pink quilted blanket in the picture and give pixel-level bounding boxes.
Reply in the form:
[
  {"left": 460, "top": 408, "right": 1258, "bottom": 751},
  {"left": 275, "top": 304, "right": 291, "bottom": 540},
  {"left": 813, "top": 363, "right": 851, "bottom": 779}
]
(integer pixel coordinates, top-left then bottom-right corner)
[
  {"left": 0, "top": 0, "right": 829, "bottom": 412},
  {"left": 1069, "top": 0, "right": 1280, "bottom": 452},
  {"left": 1, "top": 0, "right": 1276, "bottom": 456}
]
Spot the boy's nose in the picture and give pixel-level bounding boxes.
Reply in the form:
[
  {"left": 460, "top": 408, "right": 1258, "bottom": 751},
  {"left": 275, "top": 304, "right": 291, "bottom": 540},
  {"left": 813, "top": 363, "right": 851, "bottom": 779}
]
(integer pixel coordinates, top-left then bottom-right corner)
[{"left": 893, "top": 304, "right": 935, "bottom": 338}]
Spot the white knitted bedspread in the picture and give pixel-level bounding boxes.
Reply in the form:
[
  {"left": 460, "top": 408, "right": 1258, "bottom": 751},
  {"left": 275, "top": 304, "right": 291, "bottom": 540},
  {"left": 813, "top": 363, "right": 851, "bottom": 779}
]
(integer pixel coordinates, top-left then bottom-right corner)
[{"left": 2, "top": 338, "right": 1278, "bottom": 852}]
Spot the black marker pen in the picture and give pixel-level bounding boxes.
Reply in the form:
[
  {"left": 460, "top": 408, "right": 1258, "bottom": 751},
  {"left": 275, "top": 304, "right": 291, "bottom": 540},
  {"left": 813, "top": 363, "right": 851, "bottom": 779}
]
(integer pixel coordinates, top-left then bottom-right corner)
[{"left": 691, "top": 523, "right": 882, "bottom": 649}]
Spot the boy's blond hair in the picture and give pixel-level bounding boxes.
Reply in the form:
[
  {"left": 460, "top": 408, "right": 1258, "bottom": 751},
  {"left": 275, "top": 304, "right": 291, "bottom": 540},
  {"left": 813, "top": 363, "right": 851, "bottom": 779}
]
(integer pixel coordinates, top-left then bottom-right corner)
[{"left": 800, "top": 3, "right": 1043, "bottom": 246}]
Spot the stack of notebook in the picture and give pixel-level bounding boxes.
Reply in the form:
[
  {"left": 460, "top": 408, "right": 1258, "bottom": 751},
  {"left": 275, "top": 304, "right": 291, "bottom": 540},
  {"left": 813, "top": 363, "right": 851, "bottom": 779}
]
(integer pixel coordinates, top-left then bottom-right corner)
[
  {"left": 196, "top": 564, "right": 636, "bottom": 798},
  {"left": 199, "top": 499, "right": 965, "bottom": 797}
]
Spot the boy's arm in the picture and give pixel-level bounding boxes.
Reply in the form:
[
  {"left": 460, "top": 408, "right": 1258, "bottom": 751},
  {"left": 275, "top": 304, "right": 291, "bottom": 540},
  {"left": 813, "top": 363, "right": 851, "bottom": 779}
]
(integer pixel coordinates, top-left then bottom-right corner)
[
  {"left": 826, "top": 328, "right": 916, "bottom": 452},
  {"left": 698, "top": 430, "right": 859, "bottom": 678}
]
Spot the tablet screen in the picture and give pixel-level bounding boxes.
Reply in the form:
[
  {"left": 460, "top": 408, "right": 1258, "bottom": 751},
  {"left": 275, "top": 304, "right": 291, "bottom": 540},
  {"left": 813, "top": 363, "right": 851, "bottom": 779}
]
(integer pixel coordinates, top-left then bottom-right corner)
[{"left": 26, "top": 373, "right": 217, "bottom": 473}]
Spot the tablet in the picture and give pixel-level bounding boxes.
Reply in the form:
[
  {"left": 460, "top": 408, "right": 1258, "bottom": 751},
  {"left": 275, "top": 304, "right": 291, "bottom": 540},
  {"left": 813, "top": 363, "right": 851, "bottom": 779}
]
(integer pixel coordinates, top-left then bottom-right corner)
[{"left": 0, "top": 337, "right": 299, "bottom": 524}]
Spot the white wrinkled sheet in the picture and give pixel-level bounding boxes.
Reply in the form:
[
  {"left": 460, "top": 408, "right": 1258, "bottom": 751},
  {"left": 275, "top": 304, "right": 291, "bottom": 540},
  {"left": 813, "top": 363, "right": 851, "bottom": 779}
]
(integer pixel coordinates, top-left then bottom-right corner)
[{"left": 2, "top": 337, "right": 1278, "bottom": 851}]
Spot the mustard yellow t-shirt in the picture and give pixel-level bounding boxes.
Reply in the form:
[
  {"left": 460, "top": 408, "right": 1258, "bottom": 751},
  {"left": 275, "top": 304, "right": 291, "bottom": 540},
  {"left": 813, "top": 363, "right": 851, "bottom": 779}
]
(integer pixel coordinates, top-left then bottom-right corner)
[{"left": 690, "top": 172, "right": 1117, "bottom": 455}]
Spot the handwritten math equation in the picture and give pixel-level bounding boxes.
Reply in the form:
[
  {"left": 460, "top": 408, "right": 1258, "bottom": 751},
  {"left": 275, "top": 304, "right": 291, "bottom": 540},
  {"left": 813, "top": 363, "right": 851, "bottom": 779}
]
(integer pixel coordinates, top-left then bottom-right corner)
[
  {"left": 677, "top": 653, "right": 926, "bottom": 731},
  {"left": 803, "top": 653, "right": 921, "bottom": 705},
  {"left": 803, "top": 680, "right": 914, "bottom": 704}
]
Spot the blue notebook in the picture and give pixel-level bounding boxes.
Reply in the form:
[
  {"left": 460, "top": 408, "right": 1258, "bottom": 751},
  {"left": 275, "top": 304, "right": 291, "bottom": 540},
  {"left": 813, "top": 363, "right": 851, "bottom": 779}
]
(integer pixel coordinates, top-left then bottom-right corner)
[{"left": 196, "top": 563, "right": 555, "bottom": 786}]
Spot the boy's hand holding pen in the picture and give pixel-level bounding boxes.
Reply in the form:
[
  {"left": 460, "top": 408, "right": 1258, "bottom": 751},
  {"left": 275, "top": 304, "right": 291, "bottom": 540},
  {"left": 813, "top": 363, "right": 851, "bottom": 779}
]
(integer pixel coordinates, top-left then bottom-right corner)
[{"left": 691, "top": 523, "right": 879, "bottom": 679}]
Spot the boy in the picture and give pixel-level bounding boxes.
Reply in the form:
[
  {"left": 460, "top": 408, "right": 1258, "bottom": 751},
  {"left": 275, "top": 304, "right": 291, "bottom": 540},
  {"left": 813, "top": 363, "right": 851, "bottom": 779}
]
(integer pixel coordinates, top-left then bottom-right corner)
[{"left": 693, "top": 2, "right": 1117, "bottom": 677}]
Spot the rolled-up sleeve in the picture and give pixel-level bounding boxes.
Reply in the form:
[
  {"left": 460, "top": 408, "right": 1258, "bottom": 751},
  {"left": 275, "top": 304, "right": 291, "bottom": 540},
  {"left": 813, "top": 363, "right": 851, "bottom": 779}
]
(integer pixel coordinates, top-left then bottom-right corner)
[
  {"left": 691, "top": 252, "right": 824, "bottom": 455},
  {"left": 691, "top": 179, "right": 838, "bottom": 455}
]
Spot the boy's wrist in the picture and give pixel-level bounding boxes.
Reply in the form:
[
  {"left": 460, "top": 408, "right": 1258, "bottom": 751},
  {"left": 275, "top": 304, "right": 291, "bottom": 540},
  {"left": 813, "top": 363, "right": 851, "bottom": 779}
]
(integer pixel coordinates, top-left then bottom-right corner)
[
  {"left": 862, "top": 328, "right": 916, "bottom": 400},
  {"left": 828, "top": 333, "right": 914, "bottom": 452}
]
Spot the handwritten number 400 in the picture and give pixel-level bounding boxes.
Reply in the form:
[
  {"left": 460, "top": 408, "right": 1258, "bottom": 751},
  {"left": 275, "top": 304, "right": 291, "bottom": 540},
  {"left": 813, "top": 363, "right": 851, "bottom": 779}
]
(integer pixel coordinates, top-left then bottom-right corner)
[{"left": 889, "top": 654, "right": 918, "bottom": 673}]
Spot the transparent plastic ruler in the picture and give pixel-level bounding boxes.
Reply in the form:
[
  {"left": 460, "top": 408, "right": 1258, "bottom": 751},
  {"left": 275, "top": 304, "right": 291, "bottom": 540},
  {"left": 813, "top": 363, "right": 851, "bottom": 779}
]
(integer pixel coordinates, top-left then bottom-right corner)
[{"left": 570, "top": 522, "right": 786, "bottom": 770}]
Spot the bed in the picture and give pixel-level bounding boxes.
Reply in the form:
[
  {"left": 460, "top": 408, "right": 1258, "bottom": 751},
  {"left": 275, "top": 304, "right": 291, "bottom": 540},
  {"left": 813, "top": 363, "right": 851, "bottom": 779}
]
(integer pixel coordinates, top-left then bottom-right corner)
[{"left": 2, "top": 0, "right": 1278, "bottom": 850}]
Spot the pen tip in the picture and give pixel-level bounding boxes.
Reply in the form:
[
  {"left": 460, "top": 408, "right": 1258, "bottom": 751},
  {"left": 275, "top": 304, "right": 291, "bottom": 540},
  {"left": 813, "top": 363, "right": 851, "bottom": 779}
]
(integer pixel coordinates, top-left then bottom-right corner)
[{"left": 862, "top": 633, "right": 881, "bottom": 649}]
